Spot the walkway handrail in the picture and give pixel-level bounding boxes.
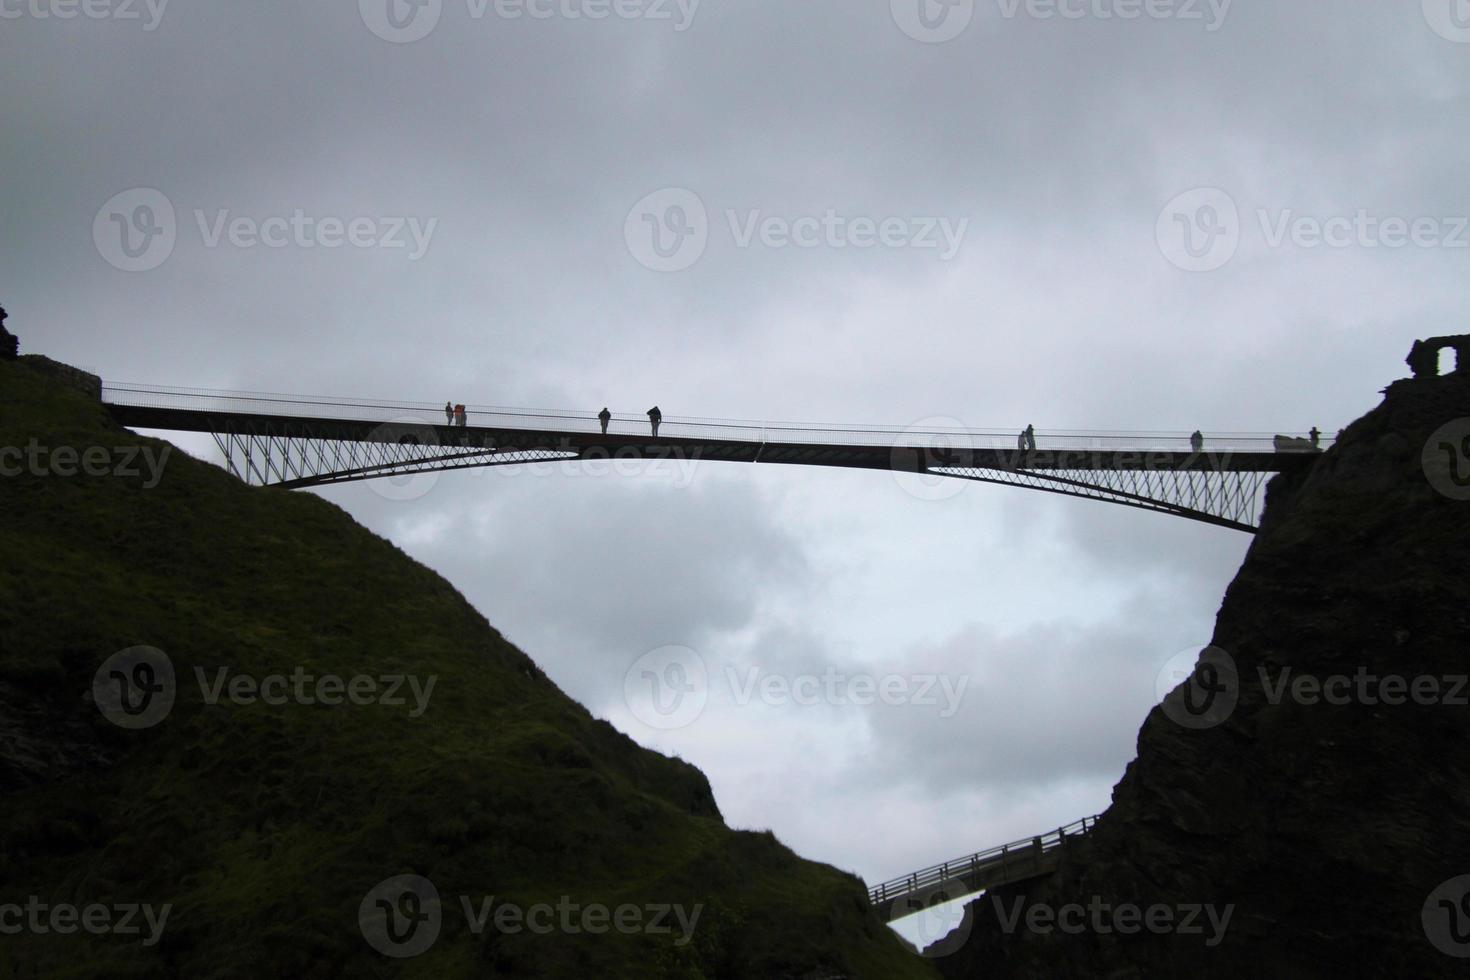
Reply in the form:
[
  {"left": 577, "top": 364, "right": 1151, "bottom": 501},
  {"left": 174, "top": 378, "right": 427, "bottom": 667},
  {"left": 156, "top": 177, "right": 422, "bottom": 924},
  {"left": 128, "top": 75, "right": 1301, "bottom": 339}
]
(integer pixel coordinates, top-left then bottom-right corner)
[
  {"left": 100, "top": 383, "right": 1336, "bottom": 454},
  {"left": 868, "top": 814, "right": 1100, "bottom": 905}
]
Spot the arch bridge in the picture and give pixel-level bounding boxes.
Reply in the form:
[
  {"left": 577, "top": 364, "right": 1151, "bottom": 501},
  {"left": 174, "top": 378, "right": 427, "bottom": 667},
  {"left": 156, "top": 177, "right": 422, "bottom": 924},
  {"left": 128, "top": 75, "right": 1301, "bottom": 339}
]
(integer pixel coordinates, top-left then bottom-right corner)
[{"left": 101, "top": 384, "right": 1332, "bottom": 533}]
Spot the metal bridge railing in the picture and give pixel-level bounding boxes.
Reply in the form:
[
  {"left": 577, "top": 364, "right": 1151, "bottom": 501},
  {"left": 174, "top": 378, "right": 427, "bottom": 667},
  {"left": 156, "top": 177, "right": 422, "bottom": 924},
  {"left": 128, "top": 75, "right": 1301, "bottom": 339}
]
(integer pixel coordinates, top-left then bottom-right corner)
[
  {"left": 868, "top": 815, "right": 1099, "bottom": 907},
  {"left": 101, "top": 383, "right": 1335, "bottom": 455}
]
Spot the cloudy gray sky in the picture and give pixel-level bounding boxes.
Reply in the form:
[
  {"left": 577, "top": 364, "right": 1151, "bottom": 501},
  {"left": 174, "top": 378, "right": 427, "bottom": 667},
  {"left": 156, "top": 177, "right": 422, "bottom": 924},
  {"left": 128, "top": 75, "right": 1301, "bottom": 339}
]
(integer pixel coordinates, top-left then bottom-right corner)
[{"left": 6, "top": 0, "right": 1468, "bottom": 946}]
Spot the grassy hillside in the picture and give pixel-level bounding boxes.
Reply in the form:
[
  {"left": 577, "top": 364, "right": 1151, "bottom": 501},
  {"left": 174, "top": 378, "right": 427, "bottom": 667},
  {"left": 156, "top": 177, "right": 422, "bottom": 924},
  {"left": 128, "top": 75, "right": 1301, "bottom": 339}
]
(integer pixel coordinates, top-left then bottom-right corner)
[{"left": 0, "top": 357, "right": 936, "bottom": 979}]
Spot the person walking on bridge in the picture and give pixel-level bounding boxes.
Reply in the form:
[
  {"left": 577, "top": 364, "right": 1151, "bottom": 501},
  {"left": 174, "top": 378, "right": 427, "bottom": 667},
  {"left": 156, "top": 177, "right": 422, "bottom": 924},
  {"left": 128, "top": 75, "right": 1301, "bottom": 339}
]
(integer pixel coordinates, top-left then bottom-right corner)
[
  {"left": 1024, "top": 424, "right": 1037, "bottom": 451},
  {"left": 599, "top": 407, "right": 612, "bottom": 435},
  {"left": 1191, "top": 430, "right": 1204, "bottom": 454},
  {"left": 445, "top": 402, "right": 454, "bottom": 426},
  {"left": 647, "top": 406, "right": 662, "bottom": 437},
  {"left": 455, "top": 404, "right": 467, "bottom": 428}
]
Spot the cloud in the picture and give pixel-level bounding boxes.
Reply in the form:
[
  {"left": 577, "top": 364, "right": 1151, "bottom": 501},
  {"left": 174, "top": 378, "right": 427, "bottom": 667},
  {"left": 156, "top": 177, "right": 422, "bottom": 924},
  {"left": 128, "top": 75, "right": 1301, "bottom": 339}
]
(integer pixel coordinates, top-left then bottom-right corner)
[{"left": 8, "top": 0, "right": 1465, "bottom": 903}]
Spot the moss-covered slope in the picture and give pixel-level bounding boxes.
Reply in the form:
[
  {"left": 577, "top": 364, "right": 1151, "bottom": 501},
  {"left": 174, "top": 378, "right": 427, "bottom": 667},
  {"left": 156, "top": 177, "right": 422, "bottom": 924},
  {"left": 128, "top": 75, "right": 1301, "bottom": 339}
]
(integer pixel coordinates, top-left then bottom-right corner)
[{"left": 0, "top": 357, "right": 934, "bottom": 980}]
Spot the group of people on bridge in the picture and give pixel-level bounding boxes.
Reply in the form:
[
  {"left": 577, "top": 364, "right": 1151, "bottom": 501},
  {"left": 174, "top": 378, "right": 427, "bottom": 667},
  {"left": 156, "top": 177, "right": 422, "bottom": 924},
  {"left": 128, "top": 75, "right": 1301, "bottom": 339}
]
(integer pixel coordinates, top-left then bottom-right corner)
[
  {"left": 595, "top": 407, "right": 662, "bottom": 436},
  {"left": 441, "top": 402, "right": 665, "bottom": 436},
  {"left": 1020, "top": 426, "right": 1323, "bottom": 455},
  {"left": 438, "top": 403, "right": 1329, "bottom": 453}
]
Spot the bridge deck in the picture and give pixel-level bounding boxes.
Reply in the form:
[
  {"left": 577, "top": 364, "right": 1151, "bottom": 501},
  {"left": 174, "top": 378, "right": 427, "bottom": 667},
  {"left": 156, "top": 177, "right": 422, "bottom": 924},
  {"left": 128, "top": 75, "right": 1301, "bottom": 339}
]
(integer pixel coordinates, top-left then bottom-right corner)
[
  {"left": 100, "top": 384, "right": 1330, "bottom": 531},
  {"left": 102, "top": 385, "right": 1324, "bottom": 474},
  {"left": 870, "top": 816, "right": 1098, "bottom": 922}
]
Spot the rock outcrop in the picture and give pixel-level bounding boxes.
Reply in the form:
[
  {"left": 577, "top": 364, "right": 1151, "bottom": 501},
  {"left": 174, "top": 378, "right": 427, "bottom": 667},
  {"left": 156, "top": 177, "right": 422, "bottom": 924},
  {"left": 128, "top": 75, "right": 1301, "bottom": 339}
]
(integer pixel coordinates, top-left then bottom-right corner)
[{"left": 934, "top": 358, "right": 1470, "bottom": 978}]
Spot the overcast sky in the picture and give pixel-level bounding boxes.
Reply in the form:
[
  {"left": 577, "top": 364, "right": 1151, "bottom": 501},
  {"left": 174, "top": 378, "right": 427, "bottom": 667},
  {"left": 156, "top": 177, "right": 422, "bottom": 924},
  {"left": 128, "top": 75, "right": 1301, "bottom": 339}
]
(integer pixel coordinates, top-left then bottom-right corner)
[{"left": 6, "top": 0, "right": 1469, "bottom": 949}]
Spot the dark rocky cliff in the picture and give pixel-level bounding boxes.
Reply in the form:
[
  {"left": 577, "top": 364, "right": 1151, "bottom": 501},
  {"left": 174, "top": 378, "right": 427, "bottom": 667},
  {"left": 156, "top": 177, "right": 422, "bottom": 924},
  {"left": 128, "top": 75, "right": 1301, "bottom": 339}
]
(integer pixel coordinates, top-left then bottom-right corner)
[{"left": 933, "top": 363, "right": 1470, "bottom": 978}]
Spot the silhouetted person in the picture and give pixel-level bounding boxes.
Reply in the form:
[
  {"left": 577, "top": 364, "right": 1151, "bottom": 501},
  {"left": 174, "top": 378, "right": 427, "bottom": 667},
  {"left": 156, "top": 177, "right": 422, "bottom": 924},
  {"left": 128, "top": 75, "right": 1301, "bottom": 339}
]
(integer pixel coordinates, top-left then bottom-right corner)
[
  {"left": 1017, "top": 429, "right": 1027, "bottom": 452},
  {"left": 1190, "top": 430, "right": 1204, "bottom": 453},
  {"left": 0, "top": 306, "right": 15, "bottom": 361},
  {"left": 445, "top": 402, "right": 454, "bottom": 425},
  {"left": 647, "top": 406, "right": 662, "bottom": 437},
  {"left": 1024, "top": 424, "right": 1037, "bottom": 451},
  {"left": 1309, "top": 426, "right": 1321, "bottom": 449},
  {"left": 598, "top": 407, "right": 612, "bottom": 435}
]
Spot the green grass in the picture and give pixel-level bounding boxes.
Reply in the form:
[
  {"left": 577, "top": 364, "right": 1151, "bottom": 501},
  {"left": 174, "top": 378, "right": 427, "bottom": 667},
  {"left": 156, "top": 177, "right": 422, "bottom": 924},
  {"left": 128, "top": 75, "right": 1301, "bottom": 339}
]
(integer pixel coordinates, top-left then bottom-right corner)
[{"left": 0, "top": 358, "right": 936, "bottom": 979}]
